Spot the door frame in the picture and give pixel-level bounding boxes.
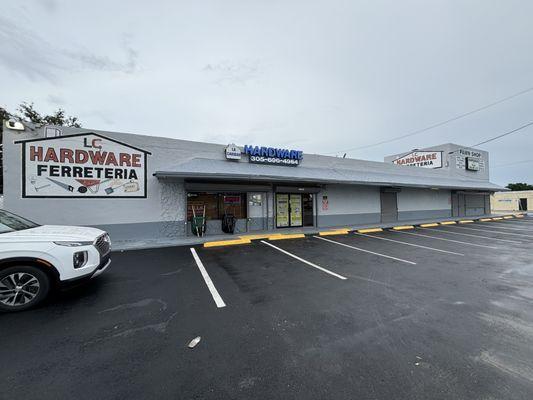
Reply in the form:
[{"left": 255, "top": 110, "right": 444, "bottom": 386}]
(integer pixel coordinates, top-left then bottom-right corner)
[
  {"left": 275, "top": 192, "right": 303, "bottom": 228},
  {"left": 246, "top": 192, "right": 268, "bottom": 231},
  {"left": 380, "top": 190, "right": 398, "bottom": 223}
]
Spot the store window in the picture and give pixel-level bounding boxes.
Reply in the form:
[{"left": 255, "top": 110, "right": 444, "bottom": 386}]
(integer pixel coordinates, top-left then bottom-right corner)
[{"left": 187, "top": 192, "right": 247, "bottom": 220}]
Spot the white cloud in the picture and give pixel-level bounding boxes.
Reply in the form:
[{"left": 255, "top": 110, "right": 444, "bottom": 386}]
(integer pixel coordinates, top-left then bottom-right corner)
[{"left": 1, "top": 0, "right": 533, "bottom": 185}]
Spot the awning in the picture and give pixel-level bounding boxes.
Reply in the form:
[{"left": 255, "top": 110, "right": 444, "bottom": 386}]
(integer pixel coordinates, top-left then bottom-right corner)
[{"left": 154, "top": 157, "right": 506, "bottom": 192}]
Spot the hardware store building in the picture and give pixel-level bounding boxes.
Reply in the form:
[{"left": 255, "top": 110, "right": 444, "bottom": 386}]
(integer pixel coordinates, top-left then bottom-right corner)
[{"left": 2, "top": 123, "right": 504, "bottom": 241}]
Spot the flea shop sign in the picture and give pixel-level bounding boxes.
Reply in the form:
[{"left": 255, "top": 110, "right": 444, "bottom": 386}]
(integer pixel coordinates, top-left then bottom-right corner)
[
  {"left": 392, "top": 151, "right": 443, "bottom": 169},
  {"left": 17, "top": 133, "right": 150, "bottom": 198},
  {"left": 243, "top": 145, "right": 303, "bottom": 166}
]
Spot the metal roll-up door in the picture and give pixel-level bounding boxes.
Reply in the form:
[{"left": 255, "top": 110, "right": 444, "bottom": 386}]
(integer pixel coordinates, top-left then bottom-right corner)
[
  {"left": 464, "top": 194, "right": 485, "bottom": 216},
  {"left": 380, "top": 191, "right": 398, "bottom": 223}
]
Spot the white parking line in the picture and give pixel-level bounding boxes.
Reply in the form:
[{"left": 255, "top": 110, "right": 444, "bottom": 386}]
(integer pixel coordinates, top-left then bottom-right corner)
[
  {"left": 494, "top": 220, "right": 533, "bottom": 226},
  {"left": 452, "top": 224, "right": 533, "bottom": 237},
  {"left": 190, "top": 248, "right": 226, "bottom": 308},
  {"left": 260, "top": 240, "right": 347, "bottom": 280},
  {"left": 486, "top": 222, "right": 533, "bottom": 231},
  {"left": 313, "top": 235, "right": 416, "bottom": 265},
  {"left": 353, "top": 232, "right": 464, "bottom": 256},
  {"left": 391, "top": 230, "right": 499, "bottom": 249},
  {"left": 421, "top": 227, "right": 522, "bottom": 244}
]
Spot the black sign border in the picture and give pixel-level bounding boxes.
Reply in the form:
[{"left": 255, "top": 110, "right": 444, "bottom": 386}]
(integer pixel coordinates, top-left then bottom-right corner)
[{"left": 15, "top": 132, "right": 152, "bottom": 199}]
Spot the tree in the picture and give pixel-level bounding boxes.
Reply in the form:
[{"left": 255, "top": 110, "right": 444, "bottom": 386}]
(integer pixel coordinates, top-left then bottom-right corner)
[
  {"left": 0, "top": 107, "right": 9, "bottom": 123},
  {"left": 0, "top": 103, "right": 82, "bottom": 195},
  {"left": 506, "top": 183, "right": 533, "bottom": 191},
  {"left": 15, "top": 102, "right": 82, "bottom": 128}
]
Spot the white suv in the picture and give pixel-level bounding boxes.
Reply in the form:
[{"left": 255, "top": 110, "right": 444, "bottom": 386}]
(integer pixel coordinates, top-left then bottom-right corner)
[{"left": 0, "top": 209, "right": 111, "bottom": 312}]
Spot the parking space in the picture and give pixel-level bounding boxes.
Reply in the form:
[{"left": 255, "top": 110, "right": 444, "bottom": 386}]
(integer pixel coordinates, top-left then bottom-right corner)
[{"left": 3, "top": 216, "right": 533, "bottom": 399}]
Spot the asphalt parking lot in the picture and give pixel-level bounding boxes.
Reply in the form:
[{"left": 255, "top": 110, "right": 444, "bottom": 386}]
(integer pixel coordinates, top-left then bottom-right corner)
[{"left": 4, "top": 217, "right": 533, "bottom": 399}]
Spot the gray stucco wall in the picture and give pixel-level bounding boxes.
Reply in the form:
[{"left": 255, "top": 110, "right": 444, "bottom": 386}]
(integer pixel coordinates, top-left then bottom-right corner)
[
  {"left": 2, "top": 124, "right": 496, "bottom": 241},
  {"left": 397, "top": 188, "right": 451, "bottom": 220},
  {"left": 316, "top": 185, "right": 381, "bottom": 227},
  {"left": 385, "top": 143, "right": 490, "bottom": 182}
]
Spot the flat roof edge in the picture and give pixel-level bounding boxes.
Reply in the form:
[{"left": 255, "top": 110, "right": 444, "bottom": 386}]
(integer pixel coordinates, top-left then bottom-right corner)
[{"left": 153, "top": 171, "right": 502, "bottom": 191}]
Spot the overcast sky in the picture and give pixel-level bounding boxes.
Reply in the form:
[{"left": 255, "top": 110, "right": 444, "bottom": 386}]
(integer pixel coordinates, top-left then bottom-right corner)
[{"left": 1, "top": 0, "right": 532, "bottom": 185}]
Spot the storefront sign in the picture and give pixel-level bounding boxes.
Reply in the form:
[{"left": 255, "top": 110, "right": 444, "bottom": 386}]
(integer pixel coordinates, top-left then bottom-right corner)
[
  {"left": 455, "top": 148, "right": 485, "bottom": 172},
  {"left": 224, "top": 143, "right": 242, "bottom": 160},
  {"left": 322, "top": 195, "right": 329, "bottom": 211},
  {"left": 244, "top": 145, "right": 303, "bottom": 166},
  {"left": 466, "top": 157, "right": 480, "bottom": 171},
  {"left": 392, "top": 151, "right": 442, "bottom": 169},
  {"left": 223, "top": 195, "right": 241, "bottom": 204},
  {"left": 16, "top": 133, "right": 151, "bottom": 198}
]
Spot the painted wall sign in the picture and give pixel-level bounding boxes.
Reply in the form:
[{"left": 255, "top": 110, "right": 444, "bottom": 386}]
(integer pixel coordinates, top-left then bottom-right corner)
[
  {"left": 322, "top": 195, "right": 329, "bottom": 211},
  {"left": 392, "top": 151, "right": 443, "bottom": 169},
  {"left": 456, "top": 148, "right": 485, "bottom": 172},
  {"left": 224, "top": 143, "right": 242, "bottom": 160},
  {"left": 244, "top": 145, "right": 303, "bottom": 166},
  {"left": 16, "top": 132, "right": 151, "bottom": 198},
  {"left": 465, "top": 157, "right": 480, "bottom": 171}
]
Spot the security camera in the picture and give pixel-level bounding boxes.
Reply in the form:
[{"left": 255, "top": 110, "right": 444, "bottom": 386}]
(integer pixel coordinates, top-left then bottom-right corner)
[{"left": 5, "top": 119, "right": 25, "bottom": 131}]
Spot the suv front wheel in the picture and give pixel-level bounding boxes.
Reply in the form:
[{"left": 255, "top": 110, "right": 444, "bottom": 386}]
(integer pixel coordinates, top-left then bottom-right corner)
[{"left": 0, "top": 266, "right": 50, "bottom": 312}]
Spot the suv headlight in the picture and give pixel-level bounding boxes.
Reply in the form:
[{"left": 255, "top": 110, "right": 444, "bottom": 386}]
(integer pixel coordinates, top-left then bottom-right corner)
[
  {"left": 54, "top": 241, "right": 93, "bottom": 246},
  {"left": 73, "top": 251, "right": 88, "bottom": 269}
]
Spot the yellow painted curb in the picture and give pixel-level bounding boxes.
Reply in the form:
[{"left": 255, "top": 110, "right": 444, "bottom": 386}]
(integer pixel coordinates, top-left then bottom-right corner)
[
  {"left": 268, "top": 234, "right": 306, "bottom": 241},
  {"left": 420, "top": 223, "right": 439, "bottom": 227},
  {"left": 514, "top": 215, "right": 525, "bottom": 218},
  {"left": 392, "top": 225, "right": 414, "bottom": 230},
  {"left": 204, "top": 238, "right": 251, "bottom": 248},
  {"left": 492, "top": 217, "right": 503, "bottom": 220},
  {"left": 459, "top": 220, "right": 474, "bottom": 224},
  {"left": 357, "top": 228, "right": 383, "bottom": 233},
  {"left": 440, "top": 221, "right": 456, "bottom": 225},
  {"left": 503, "top": 216, "right": 513, "bottom": 219},
  {"left": 319, "top": 229, "right": 350, "bottom": 236},
  {"left": 479, "top": 218, "right": 492, "bottom": 222},
  {"left": 239, "top": 234, "right": 271, "bottom": 240}
]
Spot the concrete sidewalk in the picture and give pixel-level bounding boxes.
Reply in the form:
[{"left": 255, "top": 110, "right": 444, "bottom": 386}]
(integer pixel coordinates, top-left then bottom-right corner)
[{"left": 111, "top": 212, "right": 526, "bottom": 251}]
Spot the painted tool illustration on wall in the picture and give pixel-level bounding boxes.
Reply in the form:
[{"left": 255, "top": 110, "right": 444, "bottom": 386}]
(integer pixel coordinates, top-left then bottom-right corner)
[
  {"left": 29, "top": 175, "right": 51, "bottom": 192},
  {"left": 47, "top": 177, "right": 74, "bottom": 192},
  {"left": 75, "top": 178, "right": 112, "bottom": 194},
  {"left": 104, "top": 179, "right": 140, "bottom": 195},
  {"left": 17, "top": 132, "right": 151, "bottom": 198}
]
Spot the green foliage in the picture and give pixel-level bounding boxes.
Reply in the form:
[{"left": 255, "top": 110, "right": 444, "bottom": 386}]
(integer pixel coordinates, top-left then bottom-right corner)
[
  {"left": 1, "top": 102, "right": 82, "bottom": 128},
  {"left": 506, "top": 182, "right": 533, "bottom": 191},
  {"left": 0, "top": 107, "right": 10, "bottom": 123}
]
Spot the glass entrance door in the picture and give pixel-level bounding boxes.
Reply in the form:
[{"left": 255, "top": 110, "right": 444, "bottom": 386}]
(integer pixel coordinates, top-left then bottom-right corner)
[
  {"left": 289, "top": 194, "right": 303, "bottom": 227},
  {"left": 276, "top": 194, "right": 290, "bottom": 228},
  {"left": 276, "top": 193, "right": 304, "bottom": 228},
  {"left": 302, "top": 193, "right": 314, "bottom": 226}
]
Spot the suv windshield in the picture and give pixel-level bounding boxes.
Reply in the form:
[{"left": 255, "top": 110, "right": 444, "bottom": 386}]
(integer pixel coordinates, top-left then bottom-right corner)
[{"left": 0, "top": 209, "right": 39, "bottom": 234}]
